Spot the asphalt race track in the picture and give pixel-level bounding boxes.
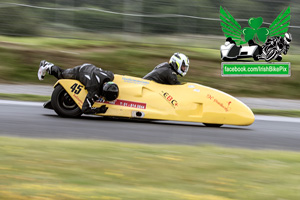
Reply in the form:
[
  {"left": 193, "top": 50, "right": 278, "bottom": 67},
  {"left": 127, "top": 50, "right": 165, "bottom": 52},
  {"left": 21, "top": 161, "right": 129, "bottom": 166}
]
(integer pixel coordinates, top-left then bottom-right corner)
[{"left": 1, "top": 100, "right": 300, "bottom": 151}]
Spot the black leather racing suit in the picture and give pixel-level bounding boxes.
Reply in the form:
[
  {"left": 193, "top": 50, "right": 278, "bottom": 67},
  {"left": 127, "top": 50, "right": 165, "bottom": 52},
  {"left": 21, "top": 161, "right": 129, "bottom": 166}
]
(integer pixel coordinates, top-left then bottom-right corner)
[
  {"left": 143, "top": 62, "right": 180, "bottom": 85},
  {"left": 50, "top": 63, "right": 114, "bottom": 114},
  {"left": 263, "top": 36, "right": 290, "bottom": 56}
]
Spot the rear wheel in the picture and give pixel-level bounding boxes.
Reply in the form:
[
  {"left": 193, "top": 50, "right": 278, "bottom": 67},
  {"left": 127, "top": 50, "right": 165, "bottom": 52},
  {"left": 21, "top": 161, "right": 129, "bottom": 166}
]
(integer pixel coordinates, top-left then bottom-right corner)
[
  {"left": 51, "top": 85, "right": 82, "bottom": 117},
  {"left": 203, "top": 123, "right": 223, "bottom": 127}
]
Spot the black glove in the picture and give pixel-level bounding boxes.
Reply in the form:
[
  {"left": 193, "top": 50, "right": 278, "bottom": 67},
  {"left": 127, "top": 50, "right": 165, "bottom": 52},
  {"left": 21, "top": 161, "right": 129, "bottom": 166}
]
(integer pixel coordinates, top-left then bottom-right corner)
[{"left": 94, "top": 105, "right": 108, "bottom": 114}]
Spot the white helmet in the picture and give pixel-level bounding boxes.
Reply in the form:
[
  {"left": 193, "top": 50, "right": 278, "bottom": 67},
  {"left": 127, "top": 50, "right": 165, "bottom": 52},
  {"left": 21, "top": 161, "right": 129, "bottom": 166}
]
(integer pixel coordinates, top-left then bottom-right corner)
[
  {"left": 284, "top": 32, "right": 292, "bottom": 44},
  {"left": 169, "top": 53, "right": 189, "bottom": 77}
]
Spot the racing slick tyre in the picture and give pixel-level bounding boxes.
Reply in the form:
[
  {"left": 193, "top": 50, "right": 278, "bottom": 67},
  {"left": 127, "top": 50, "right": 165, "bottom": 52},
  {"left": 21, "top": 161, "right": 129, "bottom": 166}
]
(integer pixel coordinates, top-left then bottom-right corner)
[
  {"left": 265, "top": 49, "right": 278, "bottom": 62},
  {"left": 276, "top": 56, "right": 282, "bottom": 61},
  {"left": 253, "top": 55, "right": 259, "bottom": 61},
  {"left": 51, "top": 84, "right": 82, "bottom": 118},
  {"left": 203, "top": 123, "right": 223, "bottom": 127}
]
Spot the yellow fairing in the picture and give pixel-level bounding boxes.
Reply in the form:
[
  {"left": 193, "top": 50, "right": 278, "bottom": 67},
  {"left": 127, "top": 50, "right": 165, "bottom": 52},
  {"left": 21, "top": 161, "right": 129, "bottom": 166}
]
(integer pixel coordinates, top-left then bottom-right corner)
[{"left": 55, "top": 74, "right": 255, "bottom": 126}]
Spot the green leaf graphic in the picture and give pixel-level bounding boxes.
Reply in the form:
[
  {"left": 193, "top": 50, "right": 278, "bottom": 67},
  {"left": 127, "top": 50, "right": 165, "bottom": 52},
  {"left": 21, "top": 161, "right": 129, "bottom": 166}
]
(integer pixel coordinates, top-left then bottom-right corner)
[
  {"left": 243, "top": 27, "right": 256, "bottom": 42},
  {"left": 269, "top": 7, "right": 290, "bottom": 37},
  {"left": 249, "top": 17, "right": 263, "bottom": 29},
  {"left": 242, "top": 17, "right": 269, "bottom": 43},
  {"left": 257, "top": 28, "right": 269, "bottom": 43},
  {"left": 220, "top": 6, "right": 244, "bottom": 45},
  {"left": 220, "top": 6, "right": 290, "bottom": 44}
]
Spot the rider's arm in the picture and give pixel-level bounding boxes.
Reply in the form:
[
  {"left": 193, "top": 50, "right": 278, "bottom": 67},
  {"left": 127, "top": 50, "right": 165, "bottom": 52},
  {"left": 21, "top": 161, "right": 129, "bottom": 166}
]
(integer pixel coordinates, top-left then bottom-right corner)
[
  {"left": 82, "top": 88, "right": 108, "bottom": 114},
  {"left": 167, "top": 71, "right": 181, "bottom": 85},
  {"left": 265, "top": 37, "right": 277, "bottom": 46}
]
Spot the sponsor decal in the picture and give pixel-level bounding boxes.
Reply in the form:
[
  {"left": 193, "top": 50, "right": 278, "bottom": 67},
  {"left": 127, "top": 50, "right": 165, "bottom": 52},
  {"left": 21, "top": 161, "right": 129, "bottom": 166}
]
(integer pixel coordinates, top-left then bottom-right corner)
[
  {"left": 122, "top": 77, "right": 149, "bottom": 85},
  {"left": 72, "top": 94, "right": 83, "bottom": 107},
  {"left": 96, "top": 98, "right": 146, "bottom": 109},
  {"left": 161, "top": 91, "right": 178, "bottom": 108},
  {"left": 207, "top": 94, "right": 231, "bottom": 112}
]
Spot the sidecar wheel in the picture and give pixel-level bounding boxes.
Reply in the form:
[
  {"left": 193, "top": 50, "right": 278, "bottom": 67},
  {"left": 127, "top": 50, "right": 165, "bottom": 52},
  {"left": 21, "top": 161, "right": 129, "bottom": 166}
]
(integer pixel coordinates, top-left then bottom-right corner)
[
  {"left": 51, "top": 85, "right": 82, "bottom": 118},
  {"left": 203, "top": 123, "right": 223, "bottom": 127},
  {"left": 253, "top": 55, "right": 259, "bottom": 61}
]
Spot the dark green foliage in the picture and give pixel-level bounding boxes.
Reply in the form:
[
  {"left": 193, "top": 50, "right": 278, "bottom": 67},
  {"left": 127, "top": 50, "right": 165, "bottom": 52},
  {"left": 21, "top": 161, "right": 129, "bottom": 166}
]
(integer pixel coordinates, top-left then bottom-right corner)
[
  {"left": 1, "top": 0, "right": 297, "bottom": 41},
  {"left": 0, "top": 7, "right": 40, "bottom": 36}
]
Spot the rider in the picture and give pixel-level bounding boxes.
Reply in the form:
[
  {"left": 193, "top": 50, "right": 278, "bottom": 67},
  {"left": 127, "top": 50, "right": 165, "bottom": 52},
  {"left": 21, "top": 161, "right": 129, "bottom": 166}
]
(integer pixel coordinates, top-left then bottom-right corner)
[
  {"left": 143, "top": 53, "right": 189, "bottom": 85},
  {"left": 262, "top": 32, "right": 292, "bottom": 61},
  {"left": 37, "top": 60, "right": 119, "bottom": 114}
]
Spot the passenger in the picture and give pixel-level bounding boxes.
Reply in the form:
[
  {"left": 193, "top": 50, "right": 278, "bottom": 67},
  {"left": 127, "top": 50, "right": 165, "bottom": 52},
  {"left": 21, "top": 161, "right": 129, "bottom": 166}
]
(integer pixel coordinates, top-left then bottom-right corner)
[{"left": 143, "top": 53, "right": 189, "bottom": 85}]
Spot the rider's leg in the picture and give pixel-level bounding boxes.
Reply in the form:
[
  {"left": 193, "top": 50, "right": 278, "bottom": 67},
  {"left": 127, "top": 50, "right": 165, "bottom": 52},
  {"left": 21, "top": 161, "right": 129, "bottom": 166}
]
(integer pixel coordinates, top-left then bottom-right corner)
[
  {"left": 38, "top": 60, "right": 81, "bottom": 81},
  {"left": 60, "top": 66, "right": 81, "bottom": 79},
  {"left": 51, "top": 65, "right": 82, "bottom": 80},
  {"left": 38, "top": 60, "right": 70, "bottom": 80},
  {"left": 49, "top": 65, "right": 66, "bottom": 79}
]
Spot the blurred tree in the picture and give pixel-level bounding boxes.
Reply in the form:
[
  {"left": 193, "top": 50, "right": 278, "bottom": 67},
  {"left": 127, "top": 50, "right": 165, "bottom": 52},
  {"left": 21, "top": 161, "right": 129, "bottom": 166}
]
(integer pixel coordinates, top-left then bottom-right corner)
[
  {"left": 0, "top": 6, "right": 40, "bottom": 36},
  {"left": 0, "top": 0, "right": 298, "bottom": 44}
]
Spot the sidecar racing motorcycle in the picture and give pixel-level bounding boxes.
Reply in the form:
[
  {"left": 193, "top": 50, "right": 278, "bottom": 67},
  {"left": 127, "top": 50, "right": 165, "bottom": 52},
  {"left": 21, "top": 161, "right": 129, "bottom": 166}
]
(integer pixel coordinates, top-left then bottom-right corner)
[
  {"left": 44, "top": 74, "right": 255, "bottom": 127},
  {"left": 220, "top": 39, "right": 261, "bottom": 61}
]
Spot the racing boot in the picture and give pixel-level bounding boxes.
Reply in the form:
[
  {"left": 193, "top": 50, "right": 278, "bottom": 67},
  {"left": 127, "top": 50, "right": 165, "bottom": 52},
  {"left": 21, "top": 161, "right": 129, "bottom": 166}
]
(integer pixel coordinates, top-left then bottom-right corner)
[{"left": 38, "top": 60, "right": 54, "bottom": 80}]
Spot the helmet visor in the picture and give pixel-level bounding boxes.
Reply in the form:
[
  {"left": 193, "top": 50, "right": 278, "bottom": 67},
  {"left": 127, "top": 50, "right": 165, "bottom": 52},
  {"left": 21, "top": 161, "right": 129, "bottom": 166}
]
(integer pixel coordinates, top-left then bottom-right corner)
[
  {"left": 181, "top": 61, "right": 189, "bottom": 76},
  {"left": 181, "top": 63, "right": 187, "bottom": 72}
]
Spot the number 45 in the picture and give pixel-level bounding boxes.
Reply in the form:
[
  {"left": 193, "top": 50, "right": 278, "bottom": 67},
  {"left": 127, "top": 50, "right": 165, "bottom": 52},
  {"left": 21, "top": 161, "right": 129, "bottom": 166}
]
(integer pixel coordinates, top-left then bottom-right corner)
[{"left": 70, "top": 83, "right": 83, "bottom": 94}]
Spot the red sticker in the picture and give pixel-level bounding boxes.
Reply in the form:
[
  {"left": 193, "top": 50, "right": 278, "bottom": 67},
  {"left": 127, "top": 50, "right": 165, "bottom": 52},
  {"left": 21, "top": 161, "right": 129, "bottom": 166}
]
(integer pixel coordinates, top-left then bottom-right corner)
[{"left": 97, "top": 99, "right": 146, "bottom": 109}]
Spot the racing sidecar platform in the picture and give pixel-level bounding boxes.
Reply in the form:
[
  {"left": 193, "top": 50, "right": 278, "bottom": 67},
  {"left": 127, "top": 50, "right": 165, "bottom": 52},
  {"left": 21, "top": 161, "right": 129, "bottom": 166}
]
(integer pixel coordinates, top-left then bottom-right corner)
[
  {"left": 221, "top": 42, "right": 260, "bottom": 61},
  {"left": 47, "top": 74, "right": 255, "bottom": 127}
]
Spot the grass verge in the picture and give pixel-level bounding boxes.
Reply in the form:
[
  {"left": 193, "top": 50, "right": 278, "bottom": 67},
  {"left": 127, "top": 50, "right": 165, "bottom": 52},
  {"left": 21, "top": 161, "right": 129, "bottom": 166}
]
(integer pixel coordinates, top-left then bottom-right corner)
[
  {"left": 0, "top": 137, "right": 300, "bottom": 200},
  {"left": 253, "top": 109, "right": 300, "bottom": 117},
  {"left": 1, "top": 35, "right": 300, "bottom": 98}
]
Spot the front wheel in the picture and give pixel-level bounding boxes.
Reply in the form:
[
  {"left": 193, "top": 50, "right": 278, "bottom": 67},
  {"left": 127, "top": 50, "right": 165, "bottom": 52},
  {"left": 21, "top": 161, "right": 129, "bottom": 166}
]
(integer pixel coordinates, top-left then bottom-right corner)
[
  {"left": 265, "top": 49, "right": 278, "bottom": 62},
  {"left": 51, "top": 84, "right": 82, "bottom": 117}
]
